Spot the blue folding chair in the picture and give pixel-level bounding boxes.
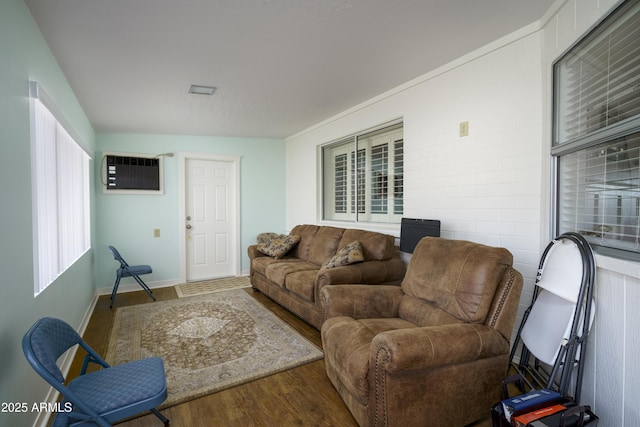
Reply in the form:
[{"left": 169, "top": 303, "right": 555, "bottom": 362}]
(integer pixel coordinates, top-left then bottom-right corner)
[
  {"left": 22, "top": 317, "right": 169, "bottom": 427},
  {"left": 108, "top": 245, "right": 154, "bottom": 308}
]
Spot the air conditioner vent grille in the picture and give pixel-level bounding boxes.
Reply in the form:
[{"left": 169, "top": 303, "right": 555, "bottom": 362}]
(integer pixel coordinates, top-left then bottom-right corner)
[{"left": 106, "top": 155, "right": 160, "bottom": 191}]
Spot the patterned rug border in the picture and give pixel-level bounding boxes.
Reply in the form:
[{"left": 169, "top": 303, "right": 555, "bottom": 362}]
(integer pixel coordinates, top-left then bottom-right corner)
[
  {"left": 106, "top": 290, "right": 323, "bottom": 409},
  {"left": 174, "top": 276, "right": 251, "bottom": 298}
]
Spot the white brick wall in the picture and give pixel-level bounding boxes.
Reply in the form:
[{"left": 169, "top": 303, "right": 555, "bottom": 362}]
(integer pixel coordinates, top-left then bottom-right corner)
[
  {"left": 286, "top": 1, "right": 640, "bottom": 424},
  {"left": 286, "top": 28, "right": 545, "bottom": 338}
]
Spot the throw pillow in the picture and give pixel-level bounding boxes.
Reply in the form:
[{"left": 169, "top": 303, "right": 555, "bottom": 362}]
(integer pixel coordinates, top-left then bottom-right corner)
[
  {"left": 321, "top": 240, "right": 364, "bottom": 269},
  {"left": 257, "top": 232, "right": 279, "bottom": 244},
  {"left": 257, "top": 234, "right": 301, "bottom": 258}
]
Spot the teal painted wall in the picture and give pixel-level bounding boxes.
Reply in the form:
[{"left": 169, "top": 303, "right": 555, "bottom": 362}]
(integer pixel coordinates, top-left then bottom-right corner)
[
  {"left": 0, "top": 1, "right": 97, "bottom": 425},
  {"left": 0, "top": 3, "right": 285, "bottom": 422},
  {"left": 95, "top": 133, "right": 286, "bottom": 289}
]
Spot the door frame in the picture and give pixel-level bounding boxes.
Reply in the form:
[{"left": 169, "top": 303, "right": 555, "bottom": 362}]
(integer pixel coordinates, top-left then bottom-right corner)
[{"left": 178, "top": 151, "right": 241, "bottom": 282}]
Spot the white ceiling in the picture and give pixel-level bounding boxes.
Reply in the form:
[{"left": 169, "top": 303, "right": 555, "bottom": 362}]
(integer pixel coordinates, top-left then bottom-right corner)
[{"left": 25, "top": 0, "right": 556, "bottom": 139}]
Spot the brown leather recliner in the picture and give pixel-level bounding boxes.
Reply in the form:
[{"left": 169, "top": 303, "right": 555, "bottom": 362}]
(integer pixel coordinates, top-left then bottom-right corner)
[{"left": 320, "top": 237, "right": 523, "bottom": 427}]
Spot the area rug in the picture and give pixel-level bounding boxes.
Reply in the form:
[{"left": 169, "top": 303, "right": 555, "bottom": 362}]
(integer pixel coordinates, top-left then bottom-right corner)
[
  {"left": 106, "top": 290, "right": 323, "bottom": 409},
  {"left": 174, "top": 276, "right": 252, "bottom": 298}
]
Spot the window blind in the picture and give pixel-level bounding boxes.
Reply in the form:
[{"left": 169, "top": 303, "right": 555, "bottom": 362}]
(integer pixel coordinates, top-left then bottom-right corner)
[
  {"left": 30, "top": 82, "right": 91, "bottom": 295},
  {"left": 394, "top": 139, "right": 404, "bottom": 215},
  {"left": 334, "top": 153, "right": 348, "bottom": 213},
  {"left": 351, "top": 148, "right": 366, "bottom": 214},
  {"left": 554, "top": 0, "right": 640, "bottom": 145},
  {"left": 370, "top": 144, "right": 388, "bottom": 214},
  {"left": 32, "top": 97, "right": 59, "bottom": 291},
  {"left": 558, "top": 132, "right": 640, "bottom": 253},
  {"left": 553, "top": 0, "right": 640, "bottom": 259}
]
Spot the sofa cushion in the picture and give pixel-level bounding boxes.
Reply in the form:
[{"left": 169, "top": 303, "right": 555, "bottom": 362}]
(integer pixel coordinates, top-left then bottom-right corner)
[
  {"left": 307, "top": 226, "right": 345, "bottom": 266},
  {"left": 257, "top": 234, "right": 301, "bottom": 258},
  {"left": 321, "top": 240, "right": 364, "bottom": 269},
  {"left": 285, "top": 270, "right": 318, "bottom": 303},
  {"left": 252, "top": 256, "right": 305, "bottom": 277},
  {"left": 265, "top": 260, "right": 318, "bottom": 287},
  {"left": 401, "top": 237, "right": 512, "bottom": 324},
  {"left": 289, "top": 224, "right": 320, "bottom": 261},
  {"left": 339, "top": 229, "right": 396, "bottom": 261}
]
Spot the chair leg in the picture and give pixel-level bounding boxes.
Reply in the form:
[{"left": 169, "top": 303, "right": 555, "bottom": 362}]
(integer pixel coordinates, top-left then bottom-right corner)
[
  {"left": 110, "top": 276, "right": 122, "bottom": 309},
  {"left": 150, "top": 408, "right": 170, "bottom": 425},
  {"left": 133, "top": 275, "right": 156, "bottom": 302}
]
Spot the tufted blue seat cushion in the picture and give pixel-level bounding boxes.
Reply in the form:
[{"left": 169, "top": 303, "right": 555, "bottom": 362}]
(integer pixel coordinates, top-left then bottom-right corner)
[{"left": 67, "top": 357, "right": 167, "bottom": 415}]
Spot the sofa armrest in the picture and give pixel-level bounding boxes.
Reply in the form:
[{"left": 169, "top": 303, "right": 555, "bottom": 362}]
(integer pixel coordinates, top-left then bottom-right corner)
[
  {"left": 372, "top": 323, "right": 509, "bottom": 373},
  {"left": 247, "top": 244, "right": 266, "bottom": 260},
  {"left": 316, "top": 257, "right": 406, "bottom": 288},
  {"left": 321, "top": 285, "right": 404, "bottom": 320}
]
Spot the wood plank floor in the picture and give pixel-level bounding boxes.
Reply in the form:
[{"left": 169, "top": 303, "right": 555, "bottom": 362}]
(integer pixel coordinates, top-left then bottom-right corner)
[{"left": 70, "top": 286, "right": 493, "bottom": 427}]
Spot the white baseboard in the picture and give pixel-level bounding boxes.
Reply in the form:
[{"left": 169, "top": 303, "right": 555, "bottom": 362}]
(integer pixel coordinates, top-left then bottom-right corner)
[{"left": 96, "top": 278, "right": 181, "bottom": 296}]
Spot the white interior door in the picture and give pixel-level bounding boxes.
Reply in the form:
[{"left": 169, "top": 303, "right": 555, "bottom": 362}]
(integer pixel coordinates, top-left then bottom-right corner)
[{"left": 185, "top": 158, "right": 236, "bottom": 281}]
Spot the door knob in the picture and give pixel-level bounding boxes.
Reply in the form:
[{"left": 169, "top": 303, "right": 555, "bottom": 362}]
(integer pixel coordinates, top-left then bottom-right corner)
[
  {"left": 186, "top": 216, "right": 191, "bottom": 220},
  {"left": 186, "top": 224, "right": 192, "bottom": 229}
]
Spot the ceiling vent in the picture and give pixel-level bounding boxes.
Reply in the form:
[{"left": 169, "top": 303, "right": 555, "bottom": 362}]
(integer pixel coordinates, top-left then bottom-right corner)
[{"left": 188, "top": 85, "right": 217, "bottom": 95}]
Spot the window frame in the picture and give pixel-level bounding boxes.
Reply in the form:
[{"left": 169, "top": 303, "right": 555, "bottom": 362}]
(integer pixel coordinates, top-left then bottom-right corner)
[
  {"left": 321, "top": 121, "right": 404, "bottom": 224},
  {"left": 551, "top": 0, "right": 640, "bottom": 261}
]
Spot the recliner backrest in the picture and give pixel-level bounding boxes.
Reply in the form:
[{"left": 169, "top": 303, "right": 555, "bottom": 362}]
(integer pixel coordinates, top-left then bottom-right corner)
[{"left": 399, "top": 237, "right": 513, "bottom": 326}]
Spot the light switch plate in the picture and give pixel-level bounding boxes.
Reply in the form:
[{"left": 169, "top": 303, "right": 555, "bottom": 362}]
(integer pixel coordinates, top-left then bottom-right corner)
[{"left": 459, "top": 121, "right": 469, "bottom": 137}]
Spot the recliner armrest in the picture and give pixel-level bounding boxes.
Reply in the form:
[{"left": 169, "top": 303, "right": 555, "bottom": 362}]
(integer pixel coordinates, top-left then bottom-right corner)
[
  {"left": 321, "top": 285, "right": 404, "bottom": 320},
  {"left": 372, "top": 323, "right": 509, "bottom": 373}
]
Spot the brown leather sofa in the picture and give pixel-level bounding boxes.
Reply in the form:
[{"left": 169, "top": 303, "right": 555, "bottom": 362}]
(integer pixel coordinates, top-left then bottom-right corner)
[
  {"left": 248, "top": 224, "right": 406, "bottom": 329},
  {"left": 320, "top": 237, "right": 523, "bottom": 427}
]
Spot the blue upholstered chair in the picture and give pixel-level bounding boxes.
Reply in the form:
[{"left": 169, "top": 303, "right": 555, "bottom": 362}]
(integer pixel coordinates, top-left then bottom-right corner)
[
  {"left": 108, "top": 245, "right": 154, "bottom": 308},
  {"left": 22, "top": 317, "right": 169, "bottom": 427}
]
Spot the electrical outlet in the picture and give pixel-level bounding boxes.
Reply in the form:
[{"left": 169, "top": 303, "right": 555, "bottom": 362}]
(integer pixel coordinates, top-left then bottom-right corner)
[
  {"left": 154, "top": 228, "right": 160, "bottom": 238},
  {"left": 459, "top": 121, "right": 469, "bottom": 137}
]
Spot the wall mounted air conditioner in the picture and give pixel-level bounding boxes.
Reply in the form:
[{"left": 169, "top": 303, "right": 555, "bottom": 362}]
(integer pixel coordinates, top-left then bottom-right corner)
[{"left": 101, "top": 152, "right": 164, "bottom": 194}]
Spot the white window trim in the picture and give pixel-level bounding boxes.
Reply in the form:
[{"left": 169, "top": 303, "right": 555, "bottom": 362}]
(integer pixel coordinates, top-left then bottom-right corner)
[{"left": 596, "top": 253, "right": 640, "bottom": 279}]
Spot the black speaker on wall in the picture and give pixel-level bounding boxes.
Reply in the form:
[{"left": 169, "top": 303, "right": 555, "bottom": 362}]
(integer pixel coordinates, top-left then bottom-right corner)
[{"left": 400, "top": 218, "right": 441, "bottom": 254}]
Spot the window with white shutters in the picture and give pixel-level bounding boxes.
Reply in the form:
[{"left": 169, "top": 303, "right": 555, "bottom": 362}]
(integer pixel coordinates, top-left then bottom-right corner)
[{"left": 322, "top": 122, "right": 403, "bottom": 223}]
